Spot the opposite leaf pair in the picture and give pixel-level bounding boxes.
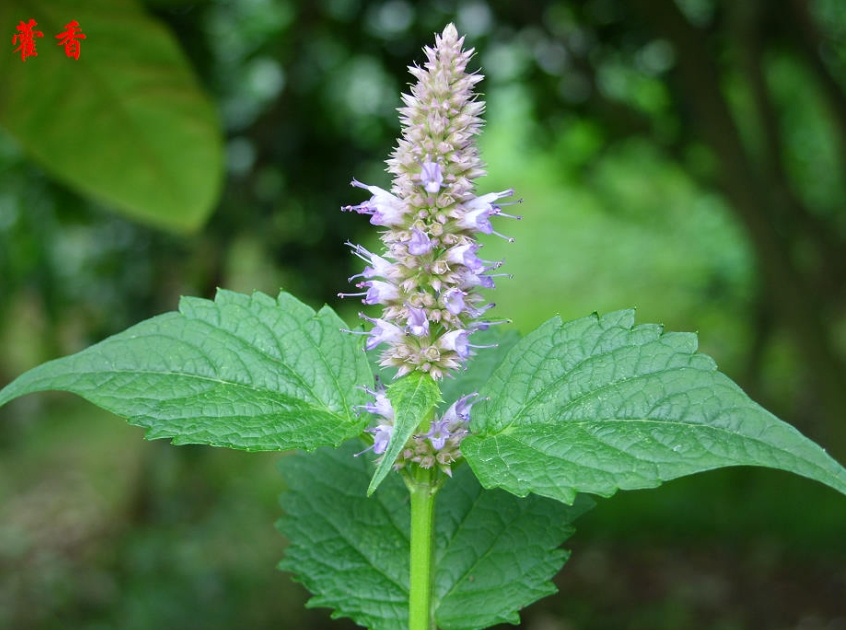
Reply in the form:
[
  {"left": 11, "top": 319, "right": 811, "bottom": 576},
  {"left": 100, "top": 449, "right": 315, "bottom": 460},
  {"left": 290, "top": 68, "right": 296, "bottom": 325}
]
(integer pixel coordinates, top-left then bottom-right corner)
[{"left": 4, "top": 289, "right": 843, "bottom": 505}]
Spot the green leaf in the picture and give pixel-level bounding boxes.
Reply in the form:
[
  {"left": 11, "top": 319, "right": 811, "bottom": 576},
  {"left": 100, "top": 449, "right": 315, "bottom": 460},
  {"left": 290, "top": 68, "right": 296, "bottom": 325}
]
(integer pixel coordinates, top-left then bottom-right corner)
[
  {"left": 278, "top": 442, "right": 410, "bottom": 630},
  {"left": 278, "top": 441, "right": 592, "bottom": 630},
  {"left": 0, "top": 0, "right": 223, "bottom": 232},
  {"left": 368, "top": 372, "right": 441, "bottom": 496},
  {"left": 432, "top": 468, "right": 593, "bottom": 630},
  {"left": 463, "top": 310, "right": 846, "bottom": 504},
  {"left": 0, "top": 290, "right": 372, "bottom": 452}
]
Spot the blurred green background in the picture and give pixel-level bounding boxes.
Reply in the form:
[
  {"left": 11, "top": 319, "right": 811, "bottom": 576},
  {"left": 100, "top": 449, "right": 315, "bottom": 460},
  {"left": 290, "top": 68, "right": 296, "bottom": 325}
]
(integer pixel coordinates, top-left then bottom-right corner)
[{"left": 1, "top": 0, "right": 846, "bottom": 628}]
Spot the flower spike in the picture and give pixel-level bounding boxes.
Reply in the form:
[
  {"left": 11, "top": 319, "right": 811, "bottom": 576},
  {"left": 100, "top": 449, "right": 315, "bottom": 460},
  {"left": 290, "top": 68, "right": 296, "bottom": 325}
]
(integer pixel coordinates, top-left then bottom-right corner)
[
  {"left": 344, "top": 25, "right": 519, "bottom": 472},
  {"left": 343, "top": 23, "right": 517, "bottom": 380}
]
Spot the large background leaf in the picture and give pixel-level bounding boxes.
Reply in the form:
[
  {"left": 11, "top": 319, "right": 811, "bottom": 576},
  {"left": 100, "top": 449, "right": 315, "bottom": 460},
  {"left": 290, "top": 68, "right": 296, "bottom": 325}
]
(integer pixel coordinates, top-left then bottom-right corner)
[
  {"left": 463, "top": 310, "right": 846, "bottom": 504},
  {"left": 278, "top": 441, "right": 592, "bottom": 630},
  {"left": 0, "top": 0, "right": 222, "bottom": 232},
  {"left": 0, "top": 290, "right": 371, "bottom": 451}
]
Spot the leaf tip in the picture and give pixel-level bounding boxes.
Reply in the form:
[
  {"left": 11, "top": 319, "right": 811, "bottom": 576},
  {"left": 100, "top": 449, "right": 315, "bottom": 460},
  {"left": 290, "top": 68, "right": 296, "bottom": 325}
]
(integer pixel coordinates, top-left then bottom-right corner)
[{"left": 365, "top": 478, "right": 380, "bottom": 497}]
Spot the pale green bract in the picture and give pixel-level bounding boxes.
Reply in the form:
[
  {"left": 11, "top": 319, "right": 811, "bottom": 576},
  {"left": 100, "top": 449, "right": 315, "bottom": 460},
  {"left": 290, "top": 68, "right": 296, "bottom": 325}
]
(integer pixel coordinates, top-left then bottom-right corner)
[
  {"left": 0, "top": 290, "right": 372, "bottom": 452},
  {"left": 368, "top": 372, "right": 442, "bottom": 495},
  {"left": 462, "top": 310, "right": 846, "bottom": 503}
]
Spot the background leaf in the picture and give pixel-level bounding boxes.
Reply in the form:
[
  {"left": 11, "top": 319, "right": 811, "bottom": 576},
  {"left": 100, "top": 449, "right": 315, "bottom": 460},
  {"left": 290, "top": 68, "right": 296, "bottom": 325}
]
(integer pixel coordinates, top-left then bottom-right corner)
[
  {"left": 0, "top": 0, "right": 223, "bottom": 232},
  {"left": 463, "top": 310, "right": 846, "bottom": 504},
  {"left": 278, "top": 441, "right": 592, "bottom": 630},
  {"left": 0, "top": 290, "right": 372, "bottom": 451},
  {"left": 367, "top": 372, "right": 441, "bottom": 495}
]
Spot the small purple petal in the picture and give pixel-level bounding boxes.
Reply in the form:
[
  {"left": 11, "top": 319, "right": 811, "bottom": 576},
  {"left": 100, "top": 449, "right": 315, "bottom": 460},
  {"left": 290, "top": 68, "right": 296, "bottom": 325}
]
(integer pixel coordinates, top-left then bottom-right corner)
[
  {"left": 445, "top": 242, "right": 484, "bottom": 273},
  {"left": 471, "top": 189, "right": 514, "bottom": 208},
  {"left": 370, "top": 424, "right": 393, "bottom": 454},
  {"left": 426, "top": 418, "right": 451, "bottom": 450},
  {"left": 360, "top": 314, "right": 404, "bottom": 351},
  {"left": 347, "top": 242, "right": 394, "bottom": 280},
  {"left": 406, "top": 306, "right": 430, "bottom": 337},
  {"left": 468, "top": 302, "right": 495, "bottom": 319},
  {"left": 450, "top": 393, "right": 478, "bottom": 422},
  {"left": 437, "top": 329, "right": 470, "bottom": 359},
  {"left": 407, "top": 228, "right": 434, "bottom": 256},
  {"left": 442, "top": 288, "right": 467, "bottom": 315},
  {"left": 364, "top": 280, "right": 399, "bottom": 305},
  {"left": 458, "top": 269, "right": 496, "bottom": 290},
  {"left": 349, "top": 179, "right": 407, "bottom": 226},
  {"left": 457, "top": 189, "right": 515, "bottom": 237},
  {"left": 420, "top": 161, "right": 444, "bottom": 193},
  {"left": 458, "top": 206, "right": 493, "bottom": 233}
]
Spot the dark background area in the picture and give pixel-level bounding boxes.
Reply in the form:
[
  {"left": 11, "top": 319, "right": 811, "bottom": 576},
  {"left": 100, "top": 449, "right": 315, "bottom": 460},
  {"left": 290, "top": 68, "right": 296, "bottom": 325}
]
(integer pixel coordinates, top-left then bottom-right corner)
[{"left": 1, "top": 0, "right": 845, "bottom": 628}]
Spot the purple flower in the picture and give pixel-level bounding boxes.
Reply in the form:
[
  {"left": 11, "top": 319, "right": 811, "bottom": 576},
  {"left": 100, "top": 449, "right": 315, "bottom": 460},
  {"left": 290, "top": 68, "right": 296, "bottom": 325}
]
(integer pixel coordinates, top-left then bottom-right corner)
[
  {"left": 420, "top": 160, "right": 443, "bottom": 193},
  {"left": 441, "top": 288, "right": 467, "bottom": 315},
  {"left": 344, "top": 179, "right": 407, "bottom": 226},
  {"left": 437, "top": 329, "right": 470, "bottom": 359},
  {"left": 360, "top": 314, "right": 404, "bottom": 351},
  {"left": 467, "top": 302, "right": 495, "bottom": 319},
  {"left": 442, "top": 393, "right": 478, "bottom": 424},
  {"left": 457, "top": 268, "right": 496, "bottom": 290},
  {"left": 407, "top": 228, "right": 434, "bottom": 256},
  {"left": 445, "top": 242, "right": 485, "bottom": 273},
  {"left": 346, "top": 242, "right": 394, "bottom": 281},
  {"left": 359, "top": 383, "right": 394, "bottom": 419},
  {"left": 342, "top": 24, "right": 518, "bottom": 382},
  {"left": 425, "top": 418, "right": 451, "bottom": 450},
  {"left": 342, "top": 25, "right": 520, "bottom": 476},
  {"left": 355, "top": 377, "right": 397, "bottom": 458},
  {"left": 457, "top": 189, "right": 515, "bottom": 237},
  {"left": 406, "top": 305, "right": 430, "bottom": 336},
  {"left": 370, "top": 424, "right": 393, "bottom": 455},
  {"left": 364, "top": 280, "right": 399, "bottom": 305},
  {"left": 417, "top": 392, "right": 478, "bottom": 474}
]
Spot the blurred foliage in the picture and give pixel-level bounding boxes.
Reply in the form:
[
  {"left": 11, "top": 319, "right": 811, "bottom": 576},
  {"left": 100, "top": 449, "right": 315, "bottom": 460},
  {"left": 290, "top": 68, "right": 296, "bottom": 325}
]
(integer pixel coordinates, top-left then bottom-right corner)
[
  {"left": 0, "top": 0, "right": 223, "bottom": 231},
  {"left": 1, "top": 0, "right": 845, "bottom": 628}
]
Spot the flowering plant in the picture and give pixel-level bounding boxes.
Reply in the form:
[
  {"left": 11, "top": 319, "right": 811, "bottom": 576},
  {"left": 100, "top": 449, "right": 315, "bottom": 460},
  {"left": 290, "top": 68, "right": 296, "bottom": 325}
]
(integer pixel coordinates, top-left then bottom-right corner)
[{"left": 2, "top": 25, "right": 845, "bottom": 630}]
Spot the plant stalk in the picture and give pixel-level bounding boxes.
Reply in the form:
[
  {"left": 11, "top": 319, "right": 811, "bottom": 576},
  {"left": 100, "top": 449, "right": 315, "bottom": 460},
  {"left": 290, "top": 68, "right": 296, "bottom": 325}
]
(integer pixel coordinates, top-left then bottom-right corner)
[{"left": 407, "top": 466, "right": 438, "bottom": 630}]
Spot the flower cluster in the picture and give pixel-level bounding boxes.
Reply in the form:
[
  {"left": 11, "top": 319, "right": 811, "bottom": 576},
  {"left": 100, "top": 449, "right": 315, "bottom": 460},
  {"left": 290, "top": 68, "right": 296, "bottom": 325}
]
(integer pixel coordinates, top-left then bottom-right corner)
[
  {"left": 357, "top": 379, "right": 478, "bottom": 477},
  {"left": 342, "top": 24, "right": 518, "bottom": 474}
]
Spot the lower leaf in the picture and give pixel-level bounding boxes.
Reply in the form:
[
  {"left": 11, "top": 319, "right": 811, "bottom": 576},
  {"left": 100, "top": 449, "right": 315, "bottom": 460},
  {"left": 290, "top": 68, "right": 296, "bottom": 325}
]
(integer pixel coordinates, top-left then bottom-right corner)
[{"left": 277, "top": 441, "right": 592, "bottom": 630}]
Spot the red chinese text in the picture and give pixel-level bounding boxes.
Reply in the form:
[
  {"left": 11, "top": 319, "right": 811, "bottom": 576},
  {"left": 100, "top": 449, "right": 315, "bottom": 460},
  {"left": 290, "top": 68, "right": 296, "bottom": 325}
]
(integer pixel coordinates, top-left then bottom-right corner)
[
  {"left": 12, "top": 19, "right": 43, "bottom": 62},
  {"left": 55, "top": 20, "right": 86, "bottom": 60}
]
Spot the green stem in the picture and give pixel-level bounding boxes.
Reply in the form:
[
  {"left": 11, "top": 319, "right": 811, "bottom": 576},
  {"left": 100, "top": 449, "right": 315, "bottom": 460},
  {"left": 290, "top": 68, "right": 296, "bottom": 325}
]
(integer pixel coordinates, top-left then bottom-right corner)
[{"left": 407, "top": 466, "right": 438, "bottom": 630}]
